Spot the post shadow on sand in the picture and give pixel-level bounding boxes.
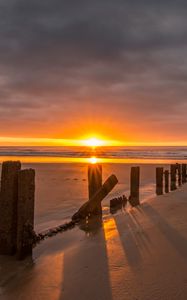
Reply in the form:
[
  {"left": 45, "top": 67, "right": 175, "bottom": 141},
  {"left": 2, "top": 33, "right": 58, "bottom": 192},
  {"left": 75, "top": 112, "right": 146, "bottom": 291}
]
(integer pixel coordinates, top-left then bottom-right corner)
[
  {"left": 141, "top": 204, "right": 187, "bottom": 259},
  {"left": 58, "top": 215, "right": 113, "bottom": 300},
  {"left": 0, "top": 255, "right": 34, "bottom": 296},
  {"left": 113, "top": 210, "right": 150, "bottom": 267}
]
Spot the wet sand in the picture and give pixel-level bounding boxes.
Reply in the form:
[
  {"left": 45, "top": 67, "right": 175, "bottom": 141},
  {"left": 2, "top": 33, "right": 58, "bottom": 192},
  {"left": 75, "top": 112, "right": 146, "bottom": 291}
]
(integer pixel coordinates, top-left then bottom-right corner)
[{"left": 1, "top": 182, "right": 187, "bottom": 299}]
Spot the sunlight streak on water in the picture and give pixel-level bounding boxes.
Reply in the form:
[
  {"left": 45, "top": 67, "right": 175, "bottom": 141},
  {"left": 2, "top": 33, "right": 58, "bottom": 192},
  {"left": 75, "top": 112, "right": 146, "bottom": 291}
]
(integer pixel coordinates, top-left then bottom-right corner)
[{"left": 0, "top": 155, "right": 186, "bottom": 164}]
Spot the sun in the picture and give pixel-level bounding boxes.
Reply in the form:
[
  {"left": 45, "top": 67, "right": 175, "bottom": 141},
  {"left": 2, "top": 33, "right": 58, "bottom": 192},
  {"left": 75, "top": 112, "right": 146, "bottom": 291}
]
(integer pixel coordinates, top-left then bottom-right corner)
[{"left": 84, "top": 137, "right": 105, "bottom": 147}]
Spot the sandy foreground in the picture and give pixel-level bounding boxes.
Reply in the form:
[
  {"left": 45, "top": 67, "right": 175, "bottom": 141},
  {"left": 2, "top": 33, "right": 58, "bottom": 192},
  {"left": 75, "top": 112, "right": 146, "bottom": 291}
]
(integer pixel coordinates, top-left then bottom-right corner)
[{"left": 1, "top": 184, "right": 187, "bottom": 300}]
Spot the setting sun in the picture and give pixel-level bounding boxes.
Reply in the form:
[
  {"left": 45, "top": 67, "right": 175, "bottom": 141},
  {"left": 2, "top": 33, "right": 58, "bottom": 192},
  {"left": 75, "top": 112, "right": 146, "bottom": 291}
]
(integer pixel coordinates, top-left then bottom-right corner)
[{"left": 84, "top": 137, "right": 105, "bottom": 147}]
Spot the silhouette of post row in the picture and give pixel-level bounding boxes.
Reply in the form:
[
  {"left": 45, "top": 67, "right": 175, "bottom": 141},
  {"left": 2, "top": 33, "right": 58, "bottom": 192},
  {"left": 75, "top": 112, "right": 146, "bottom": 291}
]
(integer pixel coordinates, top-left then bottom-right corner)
[
  {"left": 0, "top": 161, "right": 35, "bottom": 259},
  {"left": 156, "top": 163, "right": 187, "bottom": 196},
  {"left": 0, "top": 160, "right": 186, "bottom": 260}
]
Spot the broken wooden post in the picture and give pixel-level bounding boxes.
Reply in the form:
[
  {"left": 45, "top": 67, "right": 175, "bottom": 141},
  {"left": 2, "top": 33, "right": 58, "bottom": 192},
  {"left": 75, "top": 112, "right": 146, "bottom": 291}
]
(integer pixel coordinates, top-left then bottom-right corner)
[
  {"left": 164, "top": 170, "right": 169, "bottom": 193},
  {"left": 156, "top": 167, "right": 163, "bottom": 195},
  {"left": 182, "top": 164, "right": 187, "bottom": 183},
  {"left": 176, "top": 163, "right": 182, "bottom": 186},
  {"left": 170, "top": 164, "right": 177, "bottom": 191},
  {"left": 72, "top": 174, "right": 118, "bottom": 221},
  {"left": 110, "top": 195, "right": 128, "bottom": 214},
  {"left": 88, "top": 164, "right": 102, "bottom": 214},
  {"left": 17, "top": 169, "right": 35, "bottom": 260},
  {"left": 129, "top": 166, "right": 140, "bottom": 206},
  {"left": 0, "top": 161, "right": 21, "bottom": 255}
]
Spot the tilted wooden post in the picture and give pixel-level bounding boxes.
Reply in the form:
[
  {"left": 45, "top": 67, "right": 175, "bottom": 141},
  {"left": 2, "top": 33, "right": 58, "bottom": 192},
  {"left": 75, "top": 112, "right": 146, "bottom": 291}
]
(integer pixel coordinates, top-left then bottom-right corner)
[
  {"left": 129, "top": 167, "right": 140, "bottom": 206},
  {"left": 164, "top": 170, "right": 169, "bottom": 193},
  {"left": 170, "top": 164, "right": 177, "bottom": 191},
  {"left": 17, "top": 169, "right": 35, "bottom": 260},
  {"left": 0, "top": 161, "right": 21, "bottom": 255},
  {"left": 72, "top": 174, "right": 118, "bottom": 221},
  {"left": 88, "top": 164, "right": 102, "bottom": 214},
  {"left": 156, "top": 167, "right": 163, "bottom": 195},
  {"left": 182, "top": 164, "right": 187, "bottom": 183}
]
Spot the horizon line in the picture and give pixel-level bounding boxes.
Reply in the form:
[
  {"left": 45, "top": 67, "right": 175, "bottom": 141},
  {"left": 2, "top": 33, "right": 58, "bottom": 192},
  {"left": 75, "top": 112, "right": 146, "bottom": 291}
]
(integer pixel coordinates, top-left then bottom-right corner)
[{"left": 0, "top": 136, "right": 187, "bottom": 147}]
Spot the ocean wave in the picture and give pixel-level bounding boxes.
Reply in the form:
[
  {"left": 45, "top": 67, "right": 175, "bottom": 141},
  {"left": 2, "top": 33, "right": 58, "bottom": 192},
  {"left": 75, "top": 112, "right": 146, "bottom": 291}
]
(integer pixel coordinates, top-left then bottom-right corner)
[{"left": 0, "top": 146, "right": 187, "bottom": 159}]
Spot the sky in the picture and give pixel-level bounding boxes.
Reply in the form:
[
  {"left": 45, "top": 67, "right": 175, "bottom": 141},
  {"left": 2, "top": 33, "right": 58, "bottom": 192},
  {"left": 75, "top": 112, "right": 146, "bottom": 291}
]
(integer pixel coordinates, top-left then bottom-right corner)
[{"left": 0, "top": 0, "right": 187, "bottom": 146}]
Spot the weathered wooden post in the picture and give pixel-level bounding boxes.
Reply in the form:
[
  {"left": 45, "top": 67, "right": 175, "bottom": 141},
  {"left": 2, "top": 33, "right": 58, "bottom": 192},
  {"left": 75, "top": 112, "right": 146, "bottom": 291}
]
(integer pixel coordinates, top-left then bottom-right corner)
[
  {"left": 176, "top": 164, "right": 182, "bottom": 186},
  {"left": 170, "top": 164, "right": 177, "bottom": 191},
  {"left": 156, "top": 167, "right": 163, "bottom": 195},
  {"left": 129, "top": 166, "right": 140, "bottom": 206},
  {"left": 164, "top": 170, "right": 169, "bottom": 193},
  {"left": 0, "top": 161, "right": 21, "bottom": 255},
  {"left": 182, "top": 164, "right": 187, "bottom": 183},
  {"left": 17, "top": 169, "right": 35, "bottom": 260},
  {"left": 88, "top": 164, "right": 102, "bottom": 214}
]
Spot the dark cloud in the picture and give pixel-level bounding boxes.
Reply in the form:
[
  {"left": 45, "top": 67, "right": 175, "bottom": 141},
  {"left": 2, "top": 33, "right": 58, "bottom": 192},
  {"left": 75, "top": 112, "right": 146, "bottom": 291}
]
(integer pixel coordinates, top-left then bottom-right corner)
[{"left": 0, "top": 0, "right": 187, "bottom": 141}]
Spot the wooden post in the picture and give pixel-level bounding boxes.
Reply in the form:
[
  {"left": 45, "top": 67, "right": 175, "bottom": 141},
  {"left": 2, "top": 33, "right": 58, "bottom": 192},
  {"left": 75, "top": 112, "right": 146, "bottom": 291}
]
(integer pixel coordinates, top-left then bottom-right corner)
[
  {"left": 182, "top": 164, "right": 187, "bottom": 183},
  {"left": 170, "top": 164, "right": 177, "bottom": 191},
  {"left": 129, "top": 167, "right": 140, "bottom": 206},
  {"left": 0, "top": 161, "right": 21, "bottom": 255},
  {"left": 164, "top": 170, "right": 169, "bottom": 193},
  {"left": 88, "top": 164, "right": 102, "bottom": 199},
  {"left": 17, "top": 169, "right": 35, "bottom": 260},
  {"left": 72, "top": 174, "right": 118, "bottom": 221},
  {"left": 176, "top": 164, "right": 182, "bottom": 186},
  {"left": 156, "top": 167, "right": 163, "bottom": 195},
  {"left": 88, "top": 164, "right": 102, "bottom": 214}
]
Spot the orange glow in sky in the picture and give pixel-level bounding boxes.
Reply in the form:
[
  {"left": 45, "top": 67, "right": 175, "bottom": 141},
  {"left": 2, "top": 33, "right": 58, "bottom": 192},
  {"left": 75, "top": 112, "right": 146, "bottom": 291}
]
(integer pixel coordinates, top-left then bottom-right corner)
[
  {"left": 0, "top": 135, "right": 187, "bottom": 147},
  {"left": 0, "top": 135, "right": 122, "bottom": 147}
]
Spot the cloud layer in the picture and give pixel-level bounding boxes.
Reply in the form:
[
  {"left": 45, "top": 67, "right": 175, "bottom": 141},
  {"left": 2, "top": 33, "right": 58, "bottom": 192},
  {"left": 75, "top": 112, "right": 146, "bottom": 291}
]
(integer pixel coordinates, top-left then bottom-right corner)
[{"left": 0, "top": 0, "right": 187, "bottom": 143}]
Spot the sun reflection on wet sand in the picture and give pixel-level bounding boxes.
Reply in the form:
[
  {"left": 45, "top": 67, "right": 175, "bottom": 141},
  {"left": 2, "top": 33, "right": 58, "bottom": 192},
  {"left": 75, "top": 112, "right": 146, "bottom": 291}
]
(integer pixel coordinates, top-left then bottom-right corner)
[
  {"left": 88, "top": 156, "right": 98, "bottom": 164},
  {"left": 0, "top": 155, "right": 184, "bottom": 164},
  {"left": 103, "top": 217, "right": 131, "bottom": 300}
]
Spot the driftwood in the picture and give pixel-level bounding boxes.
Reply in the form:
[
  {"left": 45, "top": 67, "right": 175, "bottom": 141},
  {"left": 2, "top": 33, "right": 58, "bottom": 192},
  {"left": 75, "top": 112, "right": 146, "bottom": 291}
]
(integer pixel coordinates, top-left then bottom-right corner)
[
  {"left": 110, "top": 195, "right": 128, "bottom": 214},
  {"left": 72, "top": 174, "right": 118, "bottom": 221}
]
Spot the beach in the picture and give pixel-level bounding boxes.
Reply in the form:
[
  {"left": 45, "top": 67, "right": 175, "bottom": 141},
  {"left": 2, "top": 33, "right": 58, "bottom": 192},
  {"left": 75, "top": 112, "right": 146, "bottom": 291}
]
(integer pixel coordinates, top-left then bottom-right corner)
[
  {"left": 1, "top": 172, "right": 187, "bottom": 299},
  {"left": 0, "top": 148, "right": 186, "bottom": 299}
]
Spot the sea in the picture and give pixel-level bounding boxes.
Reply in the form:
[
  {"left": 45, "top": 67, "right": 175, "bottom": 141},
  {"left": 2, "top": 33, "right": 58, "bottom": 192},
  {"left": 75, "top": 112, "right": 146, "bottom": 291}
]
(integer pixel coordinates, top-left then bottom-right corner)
[{"left": 0, "top": 146, "right": 187, "bottom": 162}]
